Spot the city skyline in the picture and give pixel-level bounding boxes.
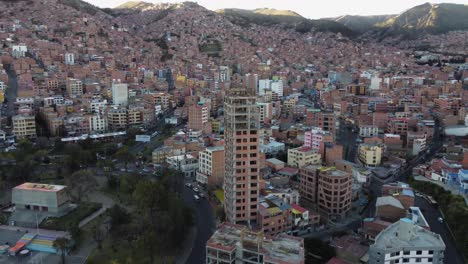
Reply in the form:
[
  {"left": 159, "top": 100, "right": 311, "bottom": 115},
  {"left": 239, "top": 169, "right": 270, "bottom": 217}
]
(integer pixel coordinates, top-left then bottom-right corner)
[{"left": 88, "top": 0, "right": 468, "bottom": 19}]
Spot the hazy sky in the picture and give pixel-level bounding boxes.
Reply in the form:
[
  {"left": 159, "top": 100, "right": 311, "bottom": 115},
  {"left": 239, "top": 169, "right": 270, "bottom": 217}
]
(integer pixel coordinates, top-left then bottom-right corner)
[{"left": 88, "top": 0, "right": 468, "bottom": 18}]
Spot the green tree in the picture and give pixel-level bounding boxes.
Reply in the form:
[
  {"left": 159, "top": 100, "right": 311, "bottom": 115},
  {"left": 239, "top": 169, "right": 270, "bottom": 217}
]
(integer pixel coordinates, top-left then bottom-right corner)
[
  {"left": 65, "top": 170, "right": 97, "bottom": 202},
  {"left": 53, "top": 237, "right": 70, "bottom": 264},
  {"left": 114, "top": 146, "right": 135, "bottom": 170}
]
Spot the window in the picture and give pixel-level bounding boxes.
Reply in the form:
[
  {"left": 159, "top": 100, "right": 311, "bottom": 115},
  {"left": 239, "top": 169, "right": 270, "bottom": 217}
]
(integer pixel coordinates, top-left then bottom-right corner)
[
  {"left": 416, "top": 251, "right": 422, "bottom": 255},
  {"left": 402, "top": 259, "right": 409, "bottom": 263},
  {"left": 415, "top": 258, "right": 421, "bottom": 263},
  {"left": 428, "top": 258, "right": 433, "bottom": 262},
  {"left": 428, "top": 250, "right": 434, "bottom": 255},
  {"left": 403, "top": 251, "right": 410, "bottom": 255}
]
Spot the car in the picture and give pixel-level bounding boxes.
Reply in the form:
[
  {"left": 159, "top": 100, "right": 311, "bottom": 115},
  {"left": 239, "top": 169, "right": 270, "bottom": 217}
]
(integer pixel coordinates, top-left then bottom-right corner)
[
  {"left": 438, "top": 217, "right": 443, "bottom": 223},
  {"left": 199, "top": 193, "right": 205, "bottom": 198},
  {"left": 193, "top": 195, "right": 200, "bottom": 201},
  {"left": 185, "top": 183, "right": 192, "bottom": 188},
  {"left": 193, "top": 187, "right": 199, "bottom": 192}
]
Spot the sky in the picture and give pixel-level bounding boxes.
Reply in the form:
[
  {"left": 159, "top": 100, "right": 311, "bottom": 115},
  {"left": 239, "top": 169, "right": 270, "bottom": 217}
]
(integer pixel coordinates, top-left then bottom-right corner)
[{"left": 88, "top": 0, "right": 468, "bottom": 19}]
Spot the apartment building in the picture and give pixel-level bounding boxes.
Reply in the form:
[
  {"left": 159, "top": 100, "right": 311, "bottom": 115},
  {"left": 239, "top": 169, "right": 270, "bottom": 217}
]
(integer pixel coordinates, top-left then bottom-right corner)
[
  {"left": 12, "top": 115, "right": 36, "bottom": 139},
  {"left": 188, "top": 101, "right": 211, "bottom": 134},
  {"left": 111, "top": 82, "right": 128, "bottom": 106},
  {"left": 64, "top": 53, "right": 75, "bottom": 65},
  {"left": 359, "top": 125, "right": 379, "bottom": 138},
  {"left": 224, "top": 88, "right": 261, "bottom": 224},
  {"left": 369, "top": 218, "right": 445, "bottom": 264},
  {"left": 257, "top": 102, "right": 272, "bottom": 125},
  {"left": 299, "top": 164, "right": 320, "bottom": 204},
  {"left": 66, "top": 78, "right": 83, "bottom": 97},
  {"left": 317, "top": 167, "right": 352, "bottom": 221},
  {"left": 107, "top": 108, "right": 128, "bottom": 130},
  {"left": 196, "top": 146, "right": 225, "bottom": 186},
  {"left": 388, "top": 118, "right": 408, "bottom": 136},
  {"left": 206, "top": 222, "right": 304, "bottom": 264},
  {"left": 287, "top": 147, "right": 321, "bottom": 168},
  {"left": 89, "top": 114, "right": 108, "bottom": 133},
  {"left": 318, "top": 113, "right": 336, "bottom": 135},
  {"left": 303, "top": 127, "right": 331, "bottom": 151},
  {"left": 359, "top": 143, "right": 383, "bottom": 167},
  {"left": 166, "top": 154, "right": 199, "bottom": 177}
]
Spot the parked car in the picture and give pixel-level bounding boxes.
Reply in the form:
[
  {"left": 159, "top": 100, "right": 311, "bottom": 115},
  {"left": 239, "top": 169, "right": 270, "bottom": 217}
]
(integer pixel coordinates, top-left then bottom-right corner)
[
  {"left": 193, "top": 187, "right": 199, "bottom": 192},
  {"left": 193, "top": 195, "right": 200, "bottom": 202},
  {"left": 199, "top": 193, "right": 205, "bottom": 198},
  {"left": 185, "top": 183, "right": 192, "bottom": 188},
  {"left": 438, "top": 217, "right": 443, "bottom": 223}
]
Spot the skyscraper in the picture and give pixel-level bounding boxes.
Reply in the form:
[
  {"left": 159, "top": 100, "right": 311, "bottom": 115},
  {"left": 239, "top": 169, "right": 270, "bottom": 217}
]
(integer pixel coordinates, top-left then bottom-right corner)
[{"left": 224, "top": 88, "right": 261, "bottom": 224}]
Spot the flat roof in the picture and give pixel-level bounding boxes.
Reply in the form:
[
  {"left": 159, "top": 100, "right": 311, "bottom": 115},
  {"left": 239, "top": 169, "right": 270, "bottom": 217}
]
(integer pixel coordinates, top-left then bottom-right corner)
[
  {"left": 14, "top": 183, "right": 66, "bottom": 192},
  {"left": 374, "top": 218, "right": 445, "bottom": 251},
  {"left": 207, "top": 222, "right": 304, "bottom": 263},
  {"left": 266, "top": 158, "right": 285, "bottom": 165}
]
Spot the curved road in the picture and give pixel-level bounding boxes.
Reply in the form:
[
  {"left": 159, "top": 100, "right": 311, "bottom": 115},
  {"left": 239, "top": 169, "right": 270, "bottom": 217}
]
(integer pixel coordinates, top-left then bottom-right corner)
[{"left": 182, "top": 186, "right": 216, "bottom": 264}]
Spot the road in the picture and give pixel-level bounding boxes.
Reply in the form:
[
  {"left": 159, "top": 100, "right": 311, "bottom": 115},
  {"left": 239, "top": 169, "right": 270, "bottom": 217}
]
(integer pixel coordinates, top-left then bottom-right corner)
[
  {"left": 337, "top": 121, "right": 358, "bottom": 162},
  {"left": 3, "top": 64, "right": 18, "bottom": 118},
  {"left": 181, "top": 185, "right": 215, "bottom": 264},
  {"left": 415, "top": 196, "right": 465, "bottom": 264}
]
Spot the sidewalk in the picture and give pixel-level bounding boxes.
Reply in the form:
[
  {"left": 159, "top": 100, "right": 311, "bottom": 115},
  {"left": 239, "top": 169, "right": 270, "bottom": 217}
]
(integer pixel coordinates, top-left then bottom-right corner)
[
  {"left": 78, "top": 206, "right": 107, "bottom": 228},
  {"left": 176, "top": 226, "right": 197, "bottom": 264},
  {"left": 0, "top": 224, "right": 69, "bottom": 238}
]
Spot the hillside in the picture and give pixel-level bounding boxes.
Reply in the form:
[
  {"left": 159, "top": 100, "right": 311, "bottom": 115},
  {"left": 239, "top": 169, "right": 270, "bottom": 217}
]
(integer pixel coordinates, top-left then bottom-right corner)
[
  {"left": 217, "top": 8, "right": 355, "bottom": 36},
  {"left": 376, "top": 3, "right": 468, "bottom": 36},
  {"left": 115, "top": 1, "right": 154, "bottom": 10},
  {"left": 329, "top": 15, "right": 396, "bottom": 33}
]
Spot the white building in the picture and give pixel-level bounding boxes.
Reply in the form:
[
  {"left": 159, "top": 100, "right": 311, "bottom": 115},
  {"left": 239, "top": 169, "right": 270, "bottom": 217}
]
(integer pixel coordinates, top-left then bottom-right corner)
[
  {"left": 260, "top": 141, "right": 285, "bottom": 154},
  {"left": 258, "top": 79, "right": 271, "bottom": 95},
  {"left": 219, "top": 66, "right": 230, "bottom": 82},
  {"left": 90, "top": 99, "right": 108, "bottom": 114},
  {"left": 0, "top": 129, "right": 6, "bottom": 141},
  {"left": 43, "top": 96, "right": 64, "bottom": 107},
  {"left": 413, "top": 137, "right": 426, "bottom": 156},
  {"left": 257, "top": 102, "right": 272, "bottom": 125},
  {"left": 271, "top": 80, "right": 283, "bottom": 98},
  {"left": 0, "top": 81, "right": 6, "bottom": 92},
  {"left": 89, "top": 115, "right": 108, "bottom": 133},
  {"left": 359, "top": 125, "right": 379, "bottom": 138},
  {"left": 111, "top": 82, "right": 128, "bottom": 106},
  {"left": 369, "top": 218, "right": 445, "bottom": 264},
  {"left": 196, "top": 146, "right": 224, "bottom": 186},
  {"left": 12, "top": 183, "right": 70, "bottom": 214},
  {"left": 12, "top": 44, "right": 27, "bottom": 58},
  {"left": 64, "top": 53, "right": 75, "bottom": 65},
  {"left": 166, "top": 154, "right": 199, "bottom": 177},
  {"left": 155, "top": 105, "right": 162, "bottom": 116}
]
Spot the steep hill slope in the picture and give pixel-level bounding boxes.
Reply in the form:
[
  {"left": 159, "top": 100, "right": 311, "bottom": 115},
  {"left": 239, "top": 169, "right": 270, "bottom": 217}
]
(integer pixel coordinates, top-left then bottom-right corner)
[
  {"left": 377, "top": 3, "right": 468, "bottom": 35},
  {"left": 217, "top": 8, "right": 355, "bottom": 36}
]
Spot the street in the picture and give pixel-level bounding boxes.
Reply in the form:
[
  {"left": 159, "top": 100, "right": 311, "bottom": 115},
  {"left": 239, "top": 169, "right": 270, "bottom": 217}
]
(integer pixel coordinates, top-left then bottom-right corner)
[
  {"left": 3, "top": 64, "right": 18, "bottom": 119},
  {"left": 415, "top": 196, "right": 465, "bottom": 264},
  {"left": 181, "top": 184, "right": 215, "bottom": 264},
  {"left": 337, "top": 122, "right": 358, "bottom": 162}
]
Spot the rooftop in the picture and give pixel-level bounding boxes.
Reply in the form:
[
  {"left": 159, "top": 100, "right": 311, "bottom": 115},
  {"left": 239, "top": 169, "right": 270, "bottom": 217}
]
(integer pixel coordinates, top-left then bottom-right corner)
[
  {"left": 14, "top": 182, "right": 66, "bottom": 192},
  {"left": 266, "top": 158, "right": 285, "bottom": 165},
  {"left": 373, "top": 218, "right": 445, "bottom": 251},
  {"left": 207, "top": 223, "right": 304, "bottom": 264}
]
